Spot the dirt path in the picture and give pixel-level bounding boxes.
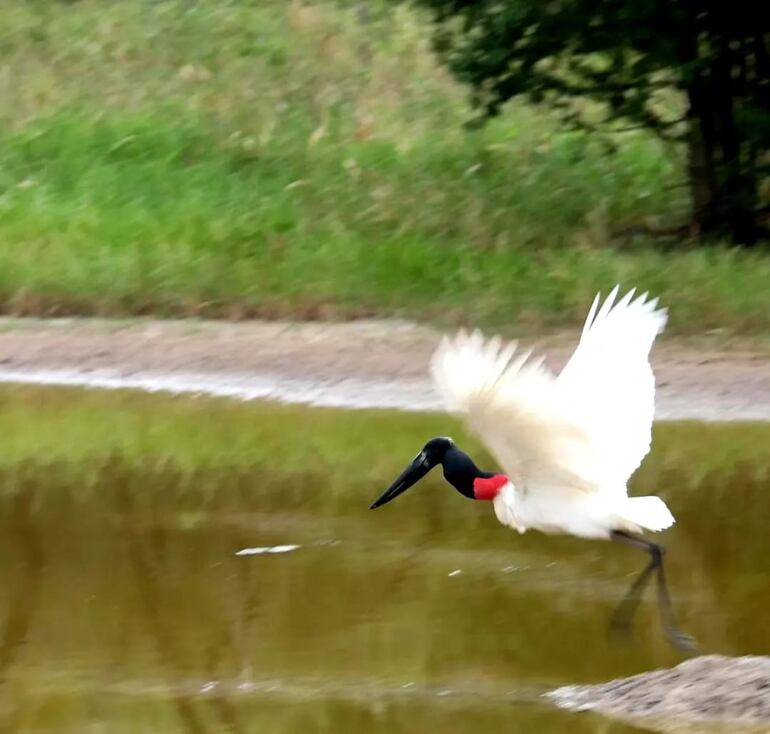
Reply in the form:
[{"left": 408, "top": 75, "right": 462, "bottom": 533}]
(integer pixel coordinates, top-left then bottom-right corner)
[{"left": 0, "top": 317, "right": 768, "bottom": 420}]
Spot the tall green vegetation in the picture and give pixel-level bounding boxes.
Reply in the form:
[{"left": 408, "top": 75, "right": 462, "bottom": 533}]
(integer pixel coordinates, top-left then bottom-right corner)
[
  {"left": 412, "top": 0, "right": 770, "bottom": 245},
  {"left": 0, "top": 1, "right": 767, "bottom": 332}
]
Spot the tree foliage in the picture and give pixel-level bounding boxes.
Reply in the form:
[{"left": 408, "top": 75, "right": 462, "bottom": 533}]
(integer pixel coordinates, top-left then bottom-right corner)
[{"left": 414, "top": 0, "right": 770, "bottom": 245}]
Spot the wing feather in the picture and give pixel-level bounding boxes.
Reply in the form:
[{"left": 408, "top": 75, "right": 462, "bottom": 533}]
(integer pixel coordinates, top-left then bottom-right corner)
[
  {"left": 557, "top": 287, "right": 667, "bottom": 488},
  {"left": 430, "top": 287, "right": 666, "bottom": 497},
  {"left": 431, "top": 332, "right": 600, "bottom": 493}
]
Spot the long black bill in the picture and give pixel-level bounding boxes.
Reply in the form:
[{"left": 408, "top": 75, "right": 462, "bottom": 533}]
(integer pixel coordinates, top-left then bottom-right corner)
[{"left": 369, "top": 455, "right": 431, "bottom": 509}]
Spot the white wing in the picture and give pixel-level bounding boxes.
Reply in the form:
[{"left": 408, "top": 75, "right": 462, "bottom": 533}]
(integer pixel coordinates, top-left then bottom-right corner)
[
  {"left": 557, "top": 286, "right": 667, "bottom": 488},
  {"left": 430, "top": 287, "right": 666, "bottom": 496},
  {"left": 431, "top": 330, "right": 601, "bottom": 493}
]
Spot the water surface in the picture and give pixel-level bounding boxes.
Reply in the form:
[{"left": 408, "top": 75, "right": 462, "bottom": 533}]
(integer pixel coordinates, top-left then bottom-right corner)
[{"left": 0, "top": 386, "right": 768, "bottom": 733}]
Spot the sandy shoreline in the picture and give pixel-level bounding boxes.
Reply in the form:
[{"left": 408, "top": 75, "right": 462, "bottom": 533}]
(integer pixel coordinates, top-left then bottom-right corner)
[{"left": 0, "top": 317, "right": 768, "bottom": 420}]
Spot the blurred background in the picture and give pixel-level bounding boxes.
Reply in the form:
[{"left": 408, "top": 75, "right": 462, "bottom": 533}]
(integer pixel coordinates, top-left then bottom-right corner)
[
  {"left": 0, "top": 2, "right": 769, "bottom": 733},
  {"left": 0, "top": 0, "right": 768, "bottom": 332}
]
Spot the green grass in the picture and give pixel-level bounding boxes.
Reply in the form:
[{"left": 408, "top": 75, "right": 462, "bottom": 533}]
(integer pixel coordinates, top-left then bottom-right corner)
[{"left": 0, "top": 0, "right": 768, "bottom": 334}]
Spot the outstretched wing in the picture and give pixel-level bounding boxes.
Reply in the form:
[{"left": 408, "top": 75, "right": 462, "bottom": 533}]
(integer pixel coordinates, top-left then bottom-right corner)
[
  {"left": 430, "top": 287, "right": 666, "bottom": 495},
  {"left": 556, "top": 286, "right": 667, "bottom": 488},
  {"left": 431, "top": 330, "right": 602, "bottom": 494}
]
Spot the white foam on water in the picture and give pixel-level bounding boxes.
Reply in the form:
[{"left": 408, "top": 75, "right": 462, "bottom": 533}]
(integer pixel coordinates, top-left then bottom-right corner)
[{"left": 235, "top": 544, "right": 301, "bottom": 556}]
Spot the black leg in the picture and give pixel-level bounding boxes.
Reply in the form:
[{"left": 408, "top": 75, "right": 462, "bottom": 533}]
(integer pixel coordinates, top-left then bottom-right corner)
[{"left": 610, "top": 530, "right": 698, "bottom": 653}]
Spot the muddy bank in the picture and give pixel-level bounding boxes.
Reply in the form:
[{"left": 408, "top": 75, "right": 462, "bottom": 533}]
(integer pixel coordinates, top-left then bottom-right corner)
[
  {"left": 547, "top": 655, "right": 770, "bottom": 733},
  {"left": 0, "top": 317, "right": 768, "bottom": 419}
]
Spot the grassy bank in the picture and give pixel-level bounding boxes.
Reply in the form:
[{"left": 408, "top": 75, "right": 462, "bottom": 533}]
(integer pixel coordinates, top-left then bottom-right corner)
[{"left": 0, "top": 0, "right": 768, "bottom": 334}]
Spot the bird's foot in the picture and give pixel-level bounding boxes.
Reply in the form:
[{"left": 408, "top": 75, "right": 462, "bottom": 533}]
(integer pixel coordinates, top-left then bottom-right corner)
[
  {"left": 665, "top": 628, "right": 699, "bottom": 655},
  {"left": 610, "top": 617, "right": 699, "bottom": 655}
]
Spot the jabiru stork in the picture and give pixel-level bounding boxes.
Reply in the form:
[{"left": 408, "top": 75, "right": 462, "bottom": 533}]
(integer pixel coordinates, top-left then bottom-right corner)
[{"left": 370, "top": 287, "right": 695, "bottom": 652}]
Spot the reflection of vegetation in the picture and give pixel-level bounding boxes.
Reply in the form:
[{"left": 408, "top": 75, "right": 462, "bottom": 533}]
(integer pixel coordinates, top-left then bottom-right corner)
[
  {"left": 0, "top": 386, "right": 767, "bottom": 731},
  {"left": 0, "top": 386, "right": 767, "bottom": 489},
  {"left": 0, "top": 492, "right": 43, "bottom": 731},
  {"left": 116, "top": 475, "right": 223, "bottom": 734}
]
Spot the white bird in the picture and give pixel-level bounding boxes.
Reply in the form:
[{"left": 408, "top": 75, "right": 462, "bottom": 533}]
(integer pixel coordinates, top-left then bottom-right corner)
[{"left": 369, "top": 286, "right": 694, "bottom": 651}]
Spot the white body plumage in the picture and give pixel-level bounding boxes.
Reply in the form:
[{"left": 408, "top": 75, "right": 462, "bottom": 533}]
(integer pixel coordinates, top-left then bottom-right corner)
[{"left": 430, "top": 286, "right": 674, "bottom": 540}]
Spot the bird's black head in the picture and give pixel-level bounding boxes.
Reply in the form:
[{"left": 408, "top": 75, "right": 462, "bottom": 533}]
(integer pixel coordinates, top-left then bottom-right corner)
[
  {"left": 420, "top": 436, "right": 454, "bottom": 465},
  {"left": 369, "top": 437, "right": 454, "bottom": 509}
]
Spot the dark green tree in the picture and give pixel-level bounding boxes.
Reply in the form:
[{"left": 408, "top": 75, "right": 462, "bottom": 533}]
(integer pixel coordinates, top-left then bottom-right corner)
[{"left": 413, "top": 0, "right": 770, "bottom": 245}]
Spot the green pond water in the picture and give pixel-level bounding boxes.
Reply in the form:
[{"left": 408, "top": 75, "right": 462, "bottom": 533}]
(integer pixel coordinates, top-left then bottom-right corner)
[{"left": 0, "top": 385, "right": 769, "bottom": 733}]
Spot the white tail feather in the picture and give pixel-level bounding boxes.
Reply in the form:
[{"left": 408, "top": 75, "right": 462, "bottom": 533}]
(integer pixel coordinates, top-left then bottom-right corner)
[{"left": 617, "top": 496, "right": 675, "bottom": 533}]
